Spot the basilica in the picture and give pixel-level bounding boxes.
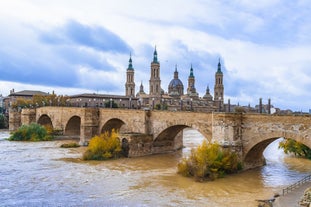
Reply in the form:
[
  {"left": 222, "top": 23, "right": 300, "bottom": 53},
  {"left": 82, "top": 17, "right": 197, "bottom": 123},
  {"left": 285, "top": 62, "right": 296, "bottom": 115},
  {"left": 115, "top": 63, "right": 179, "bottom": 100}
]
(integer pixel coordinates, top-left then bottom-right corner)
[
  {"left": 125, "top": 47, "right": 225, "bottom": 112},
  {"left": 3, "top": 48, "right": 227, "bottom": 112}
]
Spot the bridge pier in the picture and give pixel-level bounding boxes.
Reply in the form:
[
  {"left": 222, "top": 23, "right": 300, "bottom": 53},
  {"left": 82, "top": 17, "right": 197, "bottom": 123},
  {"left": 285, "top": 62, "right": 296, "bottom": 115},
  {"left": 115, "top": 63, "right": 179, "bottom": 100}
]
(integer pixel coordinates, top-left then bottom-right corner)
[{"left": 79, "top": 108, "right": 99, "bottom": 145}]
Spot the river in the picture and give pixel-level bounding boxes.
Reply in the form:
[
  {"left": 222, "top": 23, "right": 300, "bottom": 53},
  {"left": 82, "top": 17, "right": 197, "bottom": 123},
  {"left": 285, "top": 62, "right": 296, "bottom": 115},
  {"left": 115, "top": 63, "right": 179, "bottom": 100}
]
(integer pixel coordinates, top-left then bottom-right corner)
[{"left": 1, "top": 129, "right": 311, "bottom": 207}]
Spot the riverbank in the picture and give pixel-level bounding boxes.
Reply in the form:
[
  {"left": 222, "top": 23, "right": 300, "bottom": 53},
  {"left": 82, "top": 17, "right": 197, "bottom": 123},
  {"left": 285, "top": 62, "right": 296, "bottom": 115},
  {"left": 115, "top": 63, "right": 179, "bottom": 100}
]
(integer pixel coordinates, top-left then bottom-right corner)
[{"left": 274, "top": 182, "right": 311, "bottom": 207}]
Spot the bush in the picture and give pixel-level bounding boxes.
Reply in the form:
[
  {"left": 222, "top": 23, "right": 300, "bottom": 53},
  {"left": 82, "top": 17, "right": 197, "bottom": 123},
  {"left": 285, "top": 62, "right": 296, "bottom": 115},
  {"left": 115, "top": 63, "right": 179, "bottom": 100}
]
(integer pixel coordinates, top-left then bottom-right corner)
[
  {"left": 0, "top": 114, "right": 7, "bottom": 129},
  {"left": 9, "top": 123, "right": 53, "bottom": 141},
  {"left": 177, "top": 140, "right": 241, "bottom": 181},
  {"left": 82, "top": 129, "right": 122, "bottom": 160},
  {"left": 60, "top": 142, "right": 80, "bottom": 148}
]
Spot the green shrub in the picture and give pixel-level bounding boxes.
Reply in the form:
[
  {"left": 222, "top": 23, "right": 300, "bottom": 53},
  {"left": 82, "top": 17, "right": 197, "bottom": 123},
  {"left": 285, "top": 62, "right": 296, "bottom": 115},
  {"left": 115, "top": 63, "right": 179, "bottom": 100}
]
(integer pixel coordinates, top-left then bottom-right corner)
[
  {"left": 60, "top": 142, "right": 80, "bottom": 148},
  {"left": 177, "top": 140, "right": 241, "bottom": 181},
  {"left": 9, "top": 123, "right": 53, "bottom": 141},
  {"left": 82, "top": 129, "right": 122, "bottom": 160},
  {"left": 0, "top": 114, "right": 7, "bottom": 129}
]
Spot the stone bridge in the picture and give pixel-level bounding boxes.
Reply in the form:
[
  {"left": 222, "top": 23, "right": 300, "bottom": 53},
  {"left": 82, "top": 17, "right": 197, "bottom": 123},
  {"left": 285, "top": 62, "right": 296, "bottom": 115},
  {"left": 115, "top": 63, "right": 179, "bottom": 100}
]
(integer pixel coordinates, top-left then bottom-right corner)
[{"left": 9, "top": 107, "right": 311, "bottom": 169}]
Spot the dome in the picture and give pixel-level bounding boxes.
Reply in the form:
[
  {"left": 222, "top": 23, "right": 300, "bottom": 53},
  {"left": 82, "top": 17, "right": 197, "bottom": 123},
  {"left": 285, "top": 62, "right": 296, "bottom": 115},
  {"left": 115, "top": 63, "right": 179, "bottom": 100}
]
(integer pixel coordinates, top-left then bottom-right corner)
[
  {"left": 169, "top": 78, "right": 183, "bottom": 88},
  {"left": 168, "top": 66, "right": 184, "bottom": 97}
]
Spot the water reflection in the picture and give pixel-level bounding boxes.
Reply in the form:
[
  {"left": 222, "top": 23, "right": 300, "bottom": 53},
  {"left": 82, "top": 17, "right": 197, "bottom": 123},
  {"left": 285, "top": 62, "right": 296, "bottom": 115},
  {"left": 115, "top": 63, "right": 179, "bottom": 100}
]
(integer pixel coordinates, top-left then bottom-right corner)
[{"left": 1, "top": 129, "right": 311, "bottom": 207}]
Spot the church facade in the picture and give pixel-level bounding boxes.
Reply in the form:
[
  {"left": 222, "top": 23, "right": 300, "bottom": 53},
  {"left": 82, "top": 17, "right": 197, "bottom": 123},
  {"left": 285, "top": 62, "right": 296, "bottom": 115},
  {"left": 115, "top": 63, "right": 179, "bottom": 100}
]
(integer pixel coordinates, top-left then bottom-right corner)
[{"left": 127, "top": 48, "right": 225, "bottom": 112}]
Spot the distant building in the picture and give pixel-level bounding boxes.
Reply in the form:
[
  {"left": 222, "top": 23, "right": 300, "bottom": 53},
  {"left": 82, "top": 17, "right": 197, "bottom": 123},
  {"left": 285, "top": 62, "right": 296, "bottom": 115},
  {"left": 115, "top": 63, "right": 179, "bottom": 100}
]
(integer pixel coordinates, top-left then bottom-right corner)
[
  {"left": 3, "top": 89, "right": 49, "bottom": 112},
  {"left": 130, "top": 47, "right": 224, "bottom": 112},
  {"left": 68, "top": 93, "right": 138, "bottom": 109}
]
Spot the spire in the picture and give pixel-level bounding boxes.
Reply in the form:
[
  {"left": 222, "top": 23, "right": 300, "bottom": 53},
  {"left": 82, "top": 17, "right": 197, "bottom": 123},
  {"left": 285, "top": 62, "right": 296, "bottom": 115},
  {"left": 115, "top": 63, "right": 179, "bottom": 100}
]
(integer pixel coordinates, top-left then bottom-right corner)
[
  {"left": 174, "top": 64, "right": 178, "bottom": 79},
  {"left": 153, "top": 46, "right": 158, "bottom": 63},
  {"left": 139, "top": 81, "right": 144, "bottom": 93},
  {"left": 189, "top": 64, "right": 194, "bottom": 77},
  {"left": 217, "top": 58, "right": 222, "bottom": 74},
  {"left": 206, "top": 84, "right": 210, "bottom": 93},
  {"left": 128, "top": 53, "right": 133, "bottom": 70}
]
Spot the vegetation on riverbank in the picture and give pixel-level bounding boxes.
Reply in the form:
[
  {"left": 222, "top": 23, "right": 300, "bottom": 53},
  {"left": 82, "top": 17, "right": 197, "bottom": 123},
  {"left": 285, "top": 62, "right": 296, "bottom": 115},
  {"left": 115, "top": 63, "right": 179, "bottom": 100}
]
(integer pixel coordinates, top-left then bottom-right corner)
[
  {"left": 0, "top": 114, "right": 8, "bottom": 129},
  {"left": 299, "top": 187, "right": 311, "bottom": 206},
  {"left": 82, "top": 129, "right": 122, "bottom": 160},
  {"left": 60, "top": 142, "right": 80, "bottom": 148},
  {"left": 279, "top": 138, "right": 311, "bottom": 159},
  {"left": 9, "top": 123, "right": 53, "bottom": 141},
  {"left": 177, "top": 140, "right": 242, "bottom": 181}
]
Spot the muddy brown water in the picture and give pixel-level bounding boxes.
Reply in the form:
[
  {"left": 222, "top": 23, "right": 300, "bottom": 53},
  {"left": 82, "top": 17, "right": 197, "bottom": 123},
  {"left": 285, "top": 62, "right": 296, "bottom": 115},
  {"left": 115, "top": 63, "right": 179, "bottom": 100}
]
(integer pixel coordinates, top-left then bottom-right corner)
[{"left": 1, "top": 129, "right": 311, "bottom": 206}]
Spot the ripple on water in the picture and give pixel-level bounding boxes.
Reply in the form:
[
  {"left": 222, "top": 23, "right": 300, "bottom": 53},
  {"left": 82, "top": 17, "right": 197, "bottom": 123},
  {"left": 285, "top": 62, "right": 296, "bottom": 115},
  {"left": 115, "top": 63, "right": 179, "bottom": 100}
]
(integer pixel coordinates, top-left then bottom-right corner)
[{"left": 1, "top": 130, "right": 311, "bottom": 207}]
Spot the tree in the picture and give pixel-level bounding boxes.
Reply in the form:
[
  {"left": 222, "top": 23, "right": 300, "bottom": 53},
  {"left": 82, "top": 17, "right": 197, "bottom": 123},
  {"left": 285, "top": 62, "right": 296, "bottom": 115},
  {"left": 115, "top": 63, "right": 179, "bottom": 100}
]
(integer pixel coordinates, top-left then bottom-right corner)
[
  {"left": 177, "top": 140, "right": 242, "bottom": 181},
  {"left": 83, "top": 129, "right": 122, "bottom": 160},
  {"left": 9, "top": 123, "right": 53, "bottom": 141},
  {"left": 279, "top": 138, "right": 311, "bottom": 159}
]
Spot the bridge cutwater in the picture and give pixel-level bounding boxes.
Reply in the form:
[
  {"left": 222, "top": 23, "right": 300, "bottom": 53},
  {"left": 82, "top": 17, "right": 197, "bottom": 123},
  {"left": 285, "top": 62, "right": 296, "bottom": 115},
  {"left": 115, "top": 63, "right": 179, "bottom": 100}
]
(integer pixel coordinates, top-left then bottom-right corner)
[{"left": 9, "top": 107, "right": 311, "bottom": 170}]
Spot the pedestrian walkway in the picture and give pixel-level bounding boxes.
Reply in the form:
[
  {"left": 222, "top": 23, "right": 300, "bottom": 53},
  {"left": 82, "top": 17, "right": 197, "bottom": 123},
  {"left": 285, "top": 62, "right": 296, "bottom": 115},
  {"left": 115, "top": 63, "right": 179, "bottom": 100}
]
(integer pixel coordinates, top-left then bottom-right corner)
[{"left": 274, "top": 182, "right": 311, "bottom": 207}]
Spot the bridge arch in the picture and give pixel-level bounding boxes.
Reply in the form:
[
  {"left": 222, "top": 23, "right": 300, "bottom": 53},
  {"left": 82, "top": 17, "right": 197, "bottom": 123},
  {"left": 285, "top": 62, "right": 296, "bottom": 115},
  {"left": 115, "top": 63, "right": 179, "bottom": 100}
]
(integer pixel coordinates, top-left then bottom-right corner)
[
  {"left": 37, "top": 114, "right": 53, "bottom": 129},
  {"left": 243, "top": 137, "right": 280, "bottom": 169},
  {"left": 153, "top": 125, "right": 208, "bottom": 153},
  {"left": 243, "top": 133, "right": 311, "bottom": 169},
  {"left": 64, "top": 116, "right": 81, "bottom": 137},
  {"left": 101, "top": 118, "right": 126, "bottom": 134}
]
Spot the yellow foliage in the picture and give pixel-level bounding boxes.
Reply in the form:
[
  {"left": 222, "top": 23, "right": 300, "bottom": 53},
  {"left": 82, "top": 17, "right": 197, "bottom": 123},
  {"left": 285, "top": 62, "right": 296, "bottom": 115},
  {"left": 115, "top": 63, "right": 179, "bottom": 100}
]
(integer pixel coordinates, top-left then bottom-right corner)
[
  {"left": 83, "top": 129, "right": 122, "bottom": 160},
  {"left": 177, "top": 140, "right": 241, "bottom": 181}
]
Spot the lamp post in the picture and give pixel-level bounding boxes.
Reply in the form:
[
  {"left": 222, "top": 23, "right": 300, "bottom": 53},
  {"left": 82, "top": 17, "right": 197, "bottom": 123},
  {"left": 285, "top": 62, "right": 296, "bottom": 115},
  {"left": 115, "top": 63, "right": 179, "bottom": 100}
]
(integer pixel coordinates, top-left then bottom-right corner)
[
  {"left": 110, "top": 98, "right": 112, "bottom": 108},
  {"left": 152, "top": 98, "right": 155, "bottom": 110},
  {"left": 129, "top": 97, "right": 132, "bottom": 109},
  {"left": 190, "top": 98, "right": 193, "bottom": 111},
  {"left": 119, "top": 99, "right": 122, "bottom": 108},
  {"left": 180, "top": 98, "right": 183, "bottom": 111},
  {"left": 103, "top": 99, "right": 105, "bottom": 108}
]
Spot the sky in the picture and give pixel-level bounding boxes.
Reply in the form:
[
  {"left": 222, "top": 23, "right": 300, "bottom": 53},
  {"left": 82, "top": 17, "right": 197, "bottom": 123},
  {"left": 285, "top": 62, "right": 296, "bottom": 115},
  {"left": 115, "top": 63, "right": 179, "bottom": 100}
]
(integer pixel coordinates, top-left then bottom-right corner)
[{"left": 0, "top": 0, "right": 310, "bottom": 112}]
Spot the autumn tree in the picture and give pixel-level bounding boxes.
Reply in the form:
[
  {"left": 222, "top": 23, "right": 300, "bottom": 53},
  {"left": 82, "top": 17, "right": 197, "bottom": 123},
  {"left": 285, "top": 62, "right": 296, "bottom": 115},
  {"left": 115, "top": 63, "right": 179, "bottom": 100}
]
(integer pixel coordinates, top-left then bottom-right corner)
[
  {"left": 177, "top": 140, "right": 242, "bottom": 181},
  {"left": 83, "top": 129, "right": 122, "bottom": 160},
  {"left": 279, "top": 138, "right": 311, "bottom": 159}
]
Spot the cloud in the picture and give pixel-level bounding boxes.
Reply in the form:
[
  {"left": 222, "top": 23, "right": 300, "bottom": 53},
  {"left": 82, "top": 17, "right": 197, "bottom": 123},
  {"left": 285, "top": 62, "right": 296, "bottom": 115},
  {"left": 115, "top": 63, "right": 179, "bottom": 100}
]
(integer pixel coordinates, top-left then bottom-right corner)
[
  {"left": 0, "top": 19, "right": 132, "bottom": 91},
  {"left": 0, "top": 0, "right": 310, "bottom": 112},
  {"left": 40, "top": 20, "right": 132, "bottom": 53}
]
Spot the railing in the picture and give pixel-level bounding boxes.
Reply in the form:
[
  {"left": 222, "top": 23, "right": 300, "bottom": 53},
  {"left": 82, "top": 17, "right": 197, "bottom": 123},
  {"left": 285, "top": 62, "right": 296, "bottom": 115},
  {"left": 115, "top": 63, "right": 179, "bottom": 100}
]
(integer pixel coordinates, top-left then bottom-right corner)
[{"left": 282, "top": 174, "right": 311, "bottom": 195}]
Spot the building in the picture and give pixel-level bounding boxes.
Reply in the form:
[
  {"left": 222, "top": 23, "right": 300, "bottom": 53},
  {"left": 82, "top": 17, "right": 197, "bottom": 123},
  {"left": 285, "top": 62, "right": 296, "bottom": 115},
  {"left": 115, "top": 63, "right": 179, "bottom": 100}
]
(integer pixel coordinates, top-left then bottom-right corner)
[
  {"left": 131, "top": 48, "right": 225, "bottom": 112},
  {"left": 3, "top": 89, "right": 50, "bottom": 112},
  {"left": 68, "top": 93, "right": 138, "bottom": 109}
]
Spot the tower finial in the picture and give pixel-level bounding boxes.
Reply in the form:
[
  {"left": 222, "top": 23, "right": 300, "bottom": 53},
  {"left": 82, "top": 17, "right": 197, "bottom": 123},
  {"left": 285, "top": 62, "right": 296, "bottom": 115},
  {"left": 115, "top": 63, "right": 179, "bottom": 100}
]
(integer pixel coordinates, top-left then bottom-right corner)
[
  {"left": 189, "top": 64, "right": 194, "bottom": 77},
  {"left": 153, "top": 45, "right": 158, "bottom": 63},
  {"left": 128, "top": 53, "right": 133, "bottom": 70},
  {"left": 217, "top": 58, "right": 222, "bottom": 73}
]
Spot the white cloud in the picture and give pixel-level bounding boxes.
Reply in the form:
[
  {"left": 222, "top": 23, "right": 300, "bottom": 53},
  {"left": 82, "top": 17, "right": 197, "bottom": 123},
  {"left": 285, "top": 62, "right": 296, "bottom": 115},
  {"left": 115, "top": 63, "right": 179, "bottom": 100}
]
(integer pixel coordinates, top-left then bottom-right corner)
[{"left": 0, "top": 0, "right": 310, "bottom": 111}]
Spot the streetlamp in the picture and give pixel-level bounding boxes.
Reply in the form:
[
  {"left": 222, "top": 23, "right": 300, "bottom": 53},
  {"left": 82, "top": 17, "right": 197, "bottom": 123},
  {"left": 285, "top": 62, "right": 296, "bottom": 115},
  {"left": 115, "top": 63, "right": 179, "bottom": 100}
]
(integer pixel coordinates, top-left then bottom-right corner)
[
  {"left": 119, "top": 99, "right": 122, "bottom": 108},
  {"left": 129, "top": 97, "right": 132, "bottom": 109},
  {"left": 190, "top": 98, "right": 193, "bottom": 111},
  {"left": 161, "top": 98, "right": 164, "bottom": 110},
  {"left": 152, "top": 98, "right": 155, "bottom": 110},
  {"left": 103, "top": 99, "right": 105, "bottom": 108},
  {"left": 110, "top": 98, "right": 112, "bottom": 108},
  {"left": 180, "top": 98, "right": 183, "bottom": 111}
]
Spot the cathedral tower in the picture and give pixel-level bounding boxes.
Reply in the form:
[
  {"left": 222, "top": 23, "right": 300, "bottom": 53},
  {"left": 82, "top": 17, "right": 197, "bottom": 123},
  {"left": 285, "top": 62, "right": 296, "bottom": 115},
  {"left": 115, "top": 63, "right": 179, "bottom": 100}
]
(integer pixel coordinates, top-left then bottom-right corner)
[
  {"left": 214, "top": 59, "right": 224, "bottom": 108},
  {"left": 187, "top": 65, "right": 198, "bottom": 98},
  {"left": 125, "top": 54, "right": 135, "bottom": 97},
  {"left": 149, "top": 47, "right": 161, "bottom": 97}
]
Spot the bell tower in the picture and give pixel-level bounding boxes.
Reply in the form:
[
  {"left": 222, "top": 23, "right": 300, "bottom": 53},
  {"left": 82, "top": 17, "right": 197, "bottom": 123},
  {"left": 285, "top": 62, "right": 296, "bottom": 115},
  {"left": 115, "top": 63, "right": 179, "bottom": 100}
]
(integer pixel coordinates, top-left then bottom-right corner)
[
  {"left": 125, "top": 54, "right": 135, "bottom": 97},
  {"left": 214, "top": 58, "right": 224, "bottom": 109},
  {"left": 149, "top": 46, "right": 161, "bottom": 97}
]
